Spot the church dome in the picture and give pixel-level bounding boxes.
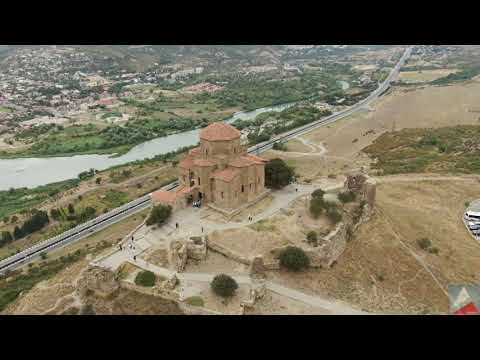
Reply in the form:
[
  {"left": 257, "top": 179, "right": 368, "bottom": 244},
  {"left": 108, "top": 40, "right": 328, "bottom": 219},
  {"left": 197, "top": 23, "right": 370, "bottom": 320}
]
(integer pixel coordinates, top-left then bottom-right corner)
[{"left": 200, "top": 122, "right": 241, "bottom": 141}]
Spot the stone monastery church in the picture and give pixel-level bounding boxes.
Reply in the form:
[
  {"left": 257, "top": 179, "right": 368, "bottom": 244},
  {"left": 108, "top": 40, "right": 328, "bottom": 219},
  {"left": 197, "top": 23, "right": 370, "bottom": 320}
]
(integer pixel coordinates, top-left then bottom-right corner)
[{"left": 151, "top": 122, "right": 268, "bottom": 212}]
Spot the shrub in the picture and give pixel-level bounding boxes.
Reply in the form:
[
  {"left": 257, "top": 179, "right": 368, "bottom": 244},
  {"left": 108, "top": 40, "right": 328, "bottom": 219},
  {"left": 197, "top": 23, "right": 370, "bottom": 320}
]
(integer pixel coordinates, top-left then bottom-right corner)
[
  {"left": 146, "top": 204, "right": 172, "bottom": 226},
  {"left": 465, "top": 201, "right": 470, "bottom": 208},
  {"left": 306, "top": 231, "right": 318, "bottom": 246},
  {"left": 338, "top": 191, "right": 356, "bottom": 204},
  {"left": 272, "top": 141, "right": 287, "bottom": 151},
  {"left": 417, "top": 238, "right": 432, "bottom": 251},
  {"left": 311, "top": 189, "right": 325, "bottom": 199},
  {"left": 96, "top": 177, "right": 102, "bottom": 185},
  {"left": 429, "top": 247, "right": 440, "bottom": 255},
  {"left": 279, "top": 246, "right": 310, "bottom": 272},
  {"left": 326, "top": 208, "right": 342, "bottom": 224},
  {"left": 309, "top": 197, "right": 324, "bottom": 219},
  {"left": 68, "top": 203, "right": 75, "bottom": 214},
  {"left": 40, "top": 252, "right": 47, "bottom": 260},
  {"left": 210, "top": 274, "right": 238, "bottom": 297},
  {"left": 265, "top": 158, "right": 295, "bottom": 189},
  {"left": 185, "top": 296, "right": 204, "bottom": 307},
  {"left": 135, "top": 270, "right": 156, "bottom": 287}
]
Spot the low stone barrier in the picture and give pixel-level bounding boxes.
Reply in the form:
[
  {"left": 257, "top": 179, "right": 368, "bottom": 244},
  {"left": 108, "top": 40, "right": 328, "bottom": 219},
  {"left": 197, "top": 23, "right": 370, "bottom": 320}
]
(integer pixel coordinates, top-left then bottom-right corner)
[
  {"left": 206, "top": 239, "right": 252, "bottom": 266},
  {"left": 119, "top": 280, "right": 180, "bottom": 301}
]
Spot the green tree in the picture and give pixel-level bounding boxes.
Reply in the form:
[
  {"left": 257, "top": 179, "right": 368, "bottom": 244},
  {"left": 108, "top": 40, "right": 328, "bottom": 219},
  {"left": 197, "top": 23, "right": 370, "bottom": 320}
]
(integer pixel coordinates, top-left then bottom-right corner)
[
  {"left": 211, "top": 274, "right": 238, "bottom": 297},
  {"left": 311, "top": 189, "right": 325, "bottom": 199},
  {"left": 265, "top": 158, "right": 295, "bottom": 189},
  {"left": 279, "top": 246, "right": 310, "bottom": 272},
  {"left": 13, "top": 226, "right": 24, "bottom": 240},
  {"left": 1, "top": 231, "right": 13, "bottom": 245},
  {"left": 338, "top": 191, "right": 356, "bottom": 204},
  {"left": 68, "top": 203, "right": 75, "bottom": 214},
  {"left": 135, "top": 270, "right": 156, "bottom": 287},
  {"left": 146, "top": 204, "right": 172, "bottom": 226},
  {"left": 306, "top": 231, "right": 318, "bottom": 245},
  {"left": 309, "top": 197, "right": 325, "bottom": 219}
]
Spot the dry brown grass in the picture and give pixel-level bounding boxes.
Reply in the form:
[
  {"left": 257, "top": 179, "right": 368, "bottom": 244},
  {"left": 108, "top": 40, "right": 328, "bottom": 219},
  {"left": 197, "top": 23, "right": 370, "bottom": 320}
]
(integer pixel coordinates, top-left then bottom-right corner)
[
  {"left": 266, "top": 177, "right": 480, "bottom": 314},
  {"left": 398, "top": 69, "right": 459, "bottom": 83}
]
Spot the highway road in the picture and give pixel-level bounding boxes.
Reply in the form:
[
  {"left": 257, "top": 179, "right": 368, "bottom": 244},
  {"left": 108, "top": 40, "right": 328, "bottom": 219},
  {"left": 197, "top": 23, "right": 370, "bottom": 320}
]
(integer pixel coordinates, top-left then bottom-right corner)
[{"left": 0, "top": 47, "right": 412, "bottom": 274}]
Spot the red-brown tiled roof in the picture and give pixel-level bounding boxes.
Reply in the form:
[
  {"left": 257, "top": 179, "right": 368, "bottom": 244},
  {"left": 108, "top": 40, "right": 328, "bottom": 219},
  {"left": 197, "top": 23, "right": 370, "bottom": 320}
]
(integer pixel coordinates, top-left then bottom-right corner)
[
  {"left": 189, "top": 147, "right": 201, "bottom": 156},
  {"left": 229, "top": 157, "right": 254, "bottom": 168},
  {"left": 178, "top": 185, "right": 197, "bottom": 195},
  {"left": 210, "top": 168, "right": 240, "bottom": 182},
  {"left": 179, "top": 155, "right": 195, "bottom": 169},
  {"left": 151, "top": 190, "right": 178, "bottom": 204},
  {"left": 200, "top": 122, "right": 241, "bottom": 141},
  {"left": 243, "top": 153, "right": 267, "bottom": 164},
  {"left": 193, "top": 158, "right": 216, "bottom": 167}
]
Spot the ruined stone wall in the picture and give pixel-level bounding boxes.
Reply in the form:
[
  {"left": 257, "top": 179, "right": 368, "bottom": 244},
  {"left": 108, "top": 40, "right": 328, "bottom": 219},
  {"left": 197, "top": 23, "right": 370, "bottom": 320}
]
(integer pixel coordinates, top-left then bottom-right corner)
[{"left": 119, "top": 280, "right": 180, "bottom": 302}]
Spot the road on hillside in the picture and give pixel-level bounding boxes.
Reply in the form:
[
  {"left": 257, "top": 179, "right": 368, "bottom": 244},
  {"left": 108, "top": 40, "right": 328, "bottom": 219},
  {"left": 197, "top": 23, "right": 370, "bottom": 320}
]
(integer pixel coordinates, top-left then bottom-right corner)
[{"left": 0, "top": 47, "right": 412, "bottom": 274}]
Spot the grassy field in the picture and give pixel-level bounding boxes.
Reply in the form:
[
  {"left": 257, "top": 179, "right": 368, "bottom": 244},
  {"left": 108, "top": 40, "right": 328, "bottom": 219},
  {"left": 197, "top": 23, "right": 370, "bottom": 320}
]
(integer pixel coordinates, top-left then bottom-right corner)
[
  {"left": 363, "top": 125, "right": 480, "bottom": 175},
  {"left": 0, "top": 106, "right": 12, "bottom": 113},
  {"left": 268, "top": 178, "right": 480, "bottom": 314}
]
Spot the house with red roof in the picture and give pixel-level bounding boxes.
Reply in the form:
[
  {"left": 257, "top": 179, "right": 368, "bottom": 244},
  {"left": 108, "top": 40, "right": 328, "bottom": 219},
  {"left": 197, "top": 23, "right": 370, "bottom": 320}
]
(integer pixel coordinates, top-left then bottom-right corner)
[{"left": 151, "top": 122, "right": 267, "bottom": 211}]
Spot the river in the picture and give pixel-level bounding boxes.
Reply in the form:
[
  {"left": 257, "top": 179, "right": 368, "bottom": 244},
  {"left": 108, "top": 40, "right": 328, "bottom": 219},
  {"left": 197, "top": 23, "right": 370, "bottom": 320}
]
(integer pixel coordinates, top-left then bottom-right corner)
[{"left": 0, "top": 102, "right": 297, "bottom": 190}]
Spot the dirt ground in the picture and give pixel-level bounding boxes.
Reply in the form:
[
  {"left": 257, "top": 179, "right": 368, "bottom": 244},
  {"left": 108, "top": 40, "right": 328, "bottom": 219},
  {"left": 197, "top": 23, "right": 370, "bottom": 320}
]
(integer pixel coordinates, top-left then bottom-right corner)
[
  {"left": 263, "top": 81, "right": 480, "bottom": 181},
  {"left": 398, "top": 69, "right": 459, "bottom": 83},
  {"left": 248, "top": 290, "right": 333, "bottom": 315},
  {"left": 184, "top": 251, "right": 249, "bottom": 275},
  {"left": 264, "top": 177, "right": 480, "bottom": 314},
  {"left": 208, "top": 197, "right": 334, "bottom": 262}
]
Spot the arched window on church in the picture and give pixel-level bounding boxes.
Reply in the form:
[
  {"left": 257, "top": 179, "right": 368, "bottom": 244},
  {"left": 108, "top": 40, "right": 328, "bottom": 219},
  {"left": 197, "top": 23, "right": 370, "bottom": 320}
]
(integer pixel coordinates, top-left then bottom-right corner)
[{"left": 241, "top": 185, "right": 244, "bottom": 193}]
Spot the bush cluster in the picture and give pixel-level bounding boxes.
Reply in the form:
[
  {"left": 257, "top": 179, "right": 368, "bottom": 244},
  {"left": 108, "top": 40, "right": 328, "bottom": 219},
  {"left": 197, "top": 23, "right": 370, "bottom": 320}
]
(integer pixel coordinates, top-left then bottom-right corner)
[
  {"left": 210, "top": 274, "right": 238, "bottom": 297},
  {"left": 279, "top": 246, "right": 310, "bottom": 272},
  {"left": 146, "top": 204, "right": 172, "bottom": 226},
  {"left": 265, "top": 158, "right": 295, "bottom": 190},
  {"left": 135, "top": 271, "right": 156, "bottom": 287}
]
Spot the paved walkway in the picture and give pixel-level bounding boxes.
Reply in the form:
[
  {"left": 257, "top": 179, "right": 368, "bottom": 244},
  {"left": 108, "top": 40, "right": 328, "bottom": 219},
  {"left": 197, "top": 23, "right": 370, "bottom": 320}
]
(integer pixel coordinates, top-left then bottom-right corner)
[
  {"left": 94, "top": 182, "right": 343, "bottom": 271},
  {"left": 115, "top": 257, "right": 366, "bottom": 314},
  {"left": 91, "top": 181, "right": 367, "bottom": 314}
]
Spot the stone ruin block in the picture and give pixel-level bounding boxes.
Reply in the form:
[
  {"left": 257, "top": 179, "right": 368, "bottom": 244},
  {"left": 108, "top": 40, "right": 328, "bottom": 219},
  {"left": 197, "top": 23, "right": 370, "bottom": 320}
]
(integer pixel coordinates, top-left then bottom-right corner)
[
  {"left": 249, "top": 255, "right": 266, "bottom": 279},
  {"left": 162, "top": 272, "right": 178, "bottom": 290},
  {"left": 186, "top": 236, "right": 207, "bottom": 261},
  {"left": 78, "top": 266, "right": 120, "bottom": 299},
  {"left": 344, "top": 172, "right": 368, "bottom": 194},
  {"left": 170, "top": 240, "right": 188, "bottom": 272}
]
